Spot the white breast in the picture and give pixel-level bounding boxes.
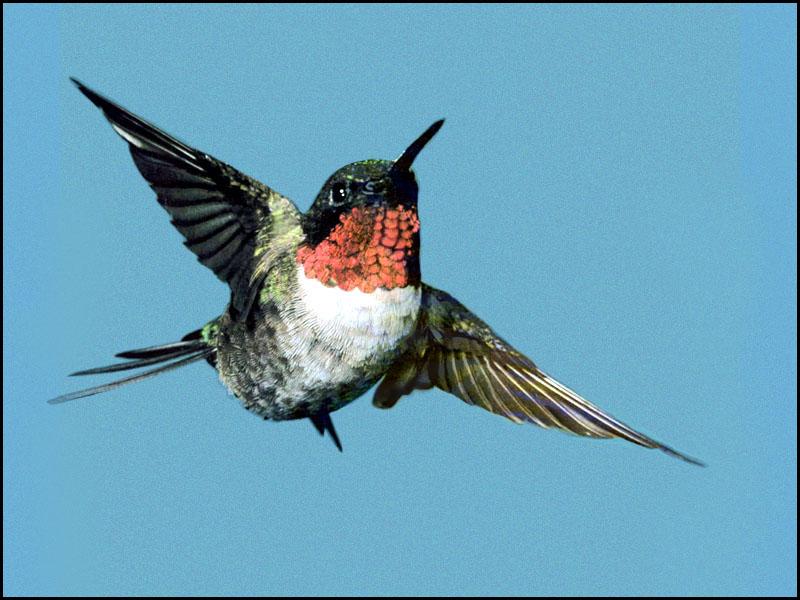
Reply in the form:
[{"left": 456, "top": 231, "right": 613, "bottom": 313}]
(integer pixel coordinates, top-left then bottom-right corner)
[{"left": 295, "top": 266, "right": 421, "bottom": 364}]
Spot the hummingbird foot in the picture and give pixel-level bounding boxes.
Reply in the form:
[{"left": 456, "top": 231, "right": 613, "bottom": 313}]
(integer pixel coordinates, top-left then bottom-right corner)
[{"left": 309, "top": 409, "right": 343, "bottom": 452}]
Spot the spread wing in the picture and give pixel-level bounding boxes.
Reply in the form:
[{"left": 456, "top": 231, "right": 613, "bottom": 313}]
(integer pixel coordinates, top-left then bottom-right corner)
[
  {"left": 71, "top": 78, "right": 302, "bottom": 318},
  {"left": 375, "top": 284, "right": 703, "bottom": 465}
]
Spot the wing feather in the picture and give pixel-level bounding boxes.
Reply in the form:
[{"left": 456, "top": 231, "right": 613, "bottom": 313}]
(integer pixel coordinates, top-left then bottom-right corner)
[
  {"left": 375, "top": 284, "right": 704, "bottom": 465},
  {"left": 72, "top": 78, "right": 302, "bottom": 318}
]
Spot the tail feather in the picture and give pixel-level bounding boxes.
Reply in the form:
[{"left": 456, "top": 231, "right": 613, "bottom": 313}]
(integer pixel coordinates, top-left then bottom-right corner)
[
  {"left": 115, "top": 329, "right": 204, "bottom": 359},
  {"left": 49, "top": 333, "right": 214, "bottom": 405},
  {"left": 49, "top": 351, "right": 212, "bottom": 404},
  {"left": 71, "top": 348, "right": 198, "bottom": 376}
]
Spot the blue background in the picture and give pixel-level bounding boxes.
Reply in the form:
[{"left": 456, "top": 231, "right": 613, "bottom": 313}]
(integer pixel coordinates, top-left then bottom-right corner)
[{"left": 4, "top": 4, "right": 796, "bottom": 596}]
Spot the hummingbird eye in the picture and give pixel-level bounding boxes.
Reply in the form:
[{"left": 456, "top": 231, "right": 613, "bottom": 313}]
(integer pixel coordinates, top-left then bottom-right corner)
[{"left": 329, "top": 182, "right": 348, "bottom": 207}]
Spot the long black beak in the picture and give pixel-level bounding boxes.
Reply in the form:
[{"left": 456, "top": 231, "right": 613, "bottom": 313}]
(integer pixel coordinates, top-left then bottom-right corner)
[{"left": 391, "top": 119, "right": 445, "bottom": 174}]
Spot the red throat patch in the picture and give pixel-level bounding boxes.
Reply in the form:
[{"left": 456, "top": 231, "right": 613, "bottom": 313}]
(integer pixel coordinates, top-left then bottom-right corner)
[{"left": 296, "top": 205, "right": 420, "bottom": 293}]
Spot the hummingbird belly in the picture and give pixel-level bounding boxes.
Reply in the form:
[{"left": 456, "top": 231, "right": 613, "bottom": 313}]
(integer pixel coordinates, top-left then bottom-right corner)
[{"left": 216, "top": 266, "right": 422, "bottom": 420}]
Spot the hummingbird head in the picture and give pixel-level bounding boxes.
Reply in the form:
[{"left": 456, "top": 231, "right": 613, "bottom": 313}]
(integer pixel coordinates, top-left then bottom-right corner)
[
  {"left": 304, "top": 119, "right": 444, "bottom": 245},
  {"left": 298, "top": 120, "right": 444, "bottom": 292}
]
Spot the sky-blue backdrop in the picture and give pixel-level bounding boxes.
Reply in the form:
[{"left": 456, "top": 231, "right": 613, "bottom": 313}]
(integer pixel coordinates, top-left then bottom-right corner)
[{"left": 4, "top": 4, "right": 796, "bottom": 596}]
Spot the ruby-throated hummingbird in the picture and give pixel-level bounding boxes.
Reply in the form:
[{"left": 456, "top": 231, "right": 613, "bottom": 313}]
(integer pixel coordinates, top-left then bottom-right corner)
[{"left": 52, "top": 78, "right": 702, "bottom": 465}]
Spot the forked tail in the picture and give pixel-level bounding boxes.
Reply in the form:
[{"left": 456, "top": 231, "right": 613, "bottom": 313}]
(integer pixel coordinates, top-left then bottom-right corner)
[{"left": 48, "top": 328, "right": 216, "bottom": 404}]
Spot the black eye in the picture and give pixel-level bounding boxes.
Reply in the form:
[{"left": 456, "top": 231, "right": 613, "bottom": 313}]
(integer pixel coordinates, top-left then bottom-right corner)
[{"left": 329, "top": 182, "right": 348, "bottom": 206}]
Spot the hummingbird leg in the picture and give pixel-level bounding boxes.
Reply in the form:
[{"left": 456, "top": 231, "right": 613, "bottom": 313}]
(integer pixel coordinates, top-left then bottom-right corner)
[{"left": 309, "top": 409, "right": 343, "bottom": 452}]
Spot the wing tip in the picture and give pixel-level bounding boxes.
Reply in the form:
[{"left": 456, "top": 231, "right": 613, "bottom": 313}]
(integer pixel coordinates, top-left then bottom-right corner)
[
  {"left": 70, "top": 76, "right": 107, "bottom": 109},
  {"left": 658, "top": 444, "right": 706, "bottom": 467}
]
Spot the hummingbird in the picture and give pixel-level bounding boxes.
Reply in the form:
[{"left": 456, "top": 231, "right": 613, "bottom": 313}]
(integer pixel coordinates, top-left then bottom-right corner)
[{"left": 52, "top": 78, "right": 703, "bottom": 465}]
